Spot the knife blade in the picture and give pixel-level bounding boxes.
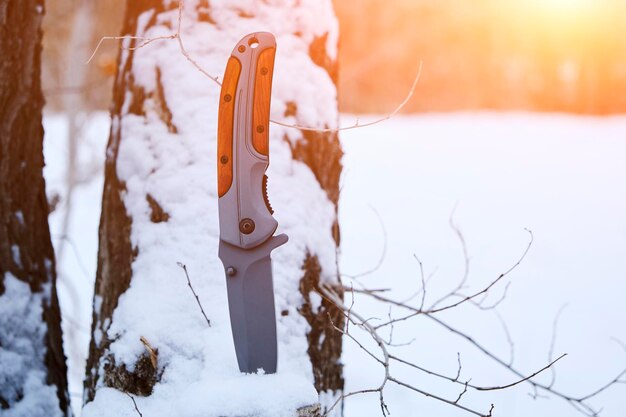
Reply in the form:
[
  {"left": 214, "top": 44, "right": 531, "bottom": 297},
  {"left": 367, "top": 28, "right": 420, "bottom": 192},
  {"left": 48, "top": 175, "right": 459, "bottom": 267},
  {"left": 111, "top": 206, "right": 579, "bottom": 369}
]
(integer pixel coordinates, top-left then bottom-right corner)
[{"left": 217, "top": 32, "right": 287, "bottom": 374}]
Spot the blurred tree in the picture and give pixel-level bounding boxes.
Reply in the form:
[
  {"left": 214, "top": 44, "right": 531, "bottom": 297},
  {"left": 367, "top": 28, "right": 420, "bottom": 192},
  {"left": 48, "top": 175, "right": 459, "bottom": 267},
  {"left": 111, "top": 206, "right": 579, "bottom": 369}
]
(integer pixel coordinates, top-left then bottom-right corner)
[
  {"left": 0, "top": 0, "right": 70, "bottom": 416},
  {"left": 83, "top": 1, "right": 344, "bottom": 416},
  {"left": 42, "top": 0, "right": 123, "bottom": 111}
]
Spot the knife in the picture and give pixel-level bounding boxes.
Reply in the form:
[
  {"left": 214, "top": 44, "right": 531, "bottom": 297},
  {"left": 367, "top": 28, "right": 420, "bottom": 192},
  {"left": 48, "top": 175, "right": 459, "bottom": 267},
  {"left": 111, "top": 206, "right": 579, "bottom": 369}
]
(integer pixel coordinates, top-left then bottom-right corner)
[{"left": 217, "top": 32, "right": 287, "bottom": 374}]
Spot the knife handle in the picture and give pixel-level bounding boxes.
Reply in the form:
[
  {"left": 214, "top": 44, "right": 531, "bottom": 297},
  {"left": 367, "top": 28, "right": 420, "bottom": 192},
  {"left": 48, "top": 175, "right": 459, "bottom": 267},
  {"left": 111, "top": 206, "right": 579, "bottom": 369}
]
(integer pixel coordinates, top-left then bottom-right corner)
[
  {"left": 217, "top": 56, "right": 241, "bottom": 197},
  {"left": 252, "top": 47, "right": 276, "bottom": 156},
  {"left": 218, "top": 33, "right": 278, "bottom": 249}
]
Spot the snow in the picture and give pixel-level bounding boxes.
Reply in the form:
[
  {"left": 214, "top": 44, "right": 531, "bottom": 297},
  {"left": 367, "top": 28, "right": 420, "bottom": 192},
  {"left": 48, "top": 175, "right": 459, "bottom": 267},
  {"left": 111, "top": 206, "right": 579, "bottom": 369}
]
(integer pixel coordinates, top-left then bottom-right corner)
[
  {"left": 339, "top": 113, "right": 626, "bottom": 417},
  {"left": 83, "top": 373, "right": 317, "bottom": 417},
  {"left": 0, "top": 273, "right": 63, "bottom": 417},
  {"left": 43, "top": 111, "right": 108, "bottom": 413}
]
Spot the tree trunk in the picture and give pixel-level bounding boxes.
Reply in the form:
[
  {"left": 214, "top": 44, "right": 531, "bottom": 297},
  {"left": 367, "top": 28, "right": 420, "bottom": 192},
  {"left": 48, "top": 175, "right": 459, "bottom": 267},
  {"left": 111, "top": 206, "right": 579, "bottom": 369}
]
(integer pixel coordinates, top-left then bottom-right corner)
[
  {"left": 0, "top": 1, "right": 71, "bottom": 416},
  {"left": 84, "top": 1, "right": 343, "bottom": 416}
]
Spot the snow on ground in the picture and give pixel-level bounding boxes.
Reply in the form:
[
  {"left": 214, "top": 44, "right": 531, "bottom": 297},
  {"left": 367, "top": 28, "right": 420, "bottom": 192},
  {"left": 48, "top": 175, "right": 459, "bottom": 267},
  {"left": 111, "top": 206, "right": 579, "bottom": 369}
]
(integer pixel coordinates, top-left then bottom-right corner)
[
  {"left": 43, "top": 112, "right": 108, "bottom": 414},
  {"left": 44, "top": 112, "right": 626, "bottom": 416},
  {"left": 339, "top": 113, "right": 626, "bottom": 417},
  {"left": 0, "top": 274, "right": 63, "bottom": 417}
]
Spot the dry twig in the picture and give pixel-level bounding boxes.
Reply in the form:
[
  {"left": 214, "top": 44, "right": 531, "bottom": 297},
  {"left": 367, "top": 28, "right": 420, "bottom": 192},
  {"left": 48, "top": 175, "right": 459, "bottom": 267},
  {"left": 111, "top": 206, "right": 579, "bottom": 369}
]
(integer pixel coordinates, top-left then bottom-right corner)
[
  {"left": 177, "top": 262, "right": 211, "bottom": 327},
  {"left": 125, "top": 392, "right": 143, "bottom": 417},
  {"left": 87, "top": 0, "right": 422, "bottom": 134},
  {"left": 330, "top": 223, "right": 625, "bottom": 417},
  {"left": 140, "top": 336, "right": 158, "bottom": 370}
]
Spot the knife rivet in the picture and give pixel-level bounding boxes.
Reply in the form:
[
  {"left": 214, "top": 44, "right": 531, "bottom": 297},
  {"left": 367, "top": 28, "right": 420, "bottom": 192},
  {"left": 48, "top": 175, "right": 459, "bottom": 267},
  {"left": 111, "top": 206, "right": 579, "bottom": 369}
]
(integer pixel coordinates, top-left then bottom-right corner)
[
  {"left": 226, "top": 267, "right": 237, "bottom": 277},
  {"left": 224, "top": 94, "right": 232, "bottom": 102},
  {"left": 261, "top": 67, "right": 268, "bottom": 75},
  {"left": 256, "top": 125, "right": 265, "bottom": 134},
  {"left": 220, "top": 155, "right": 229, "bottom": 164},
  {"left": 238, "top": 45, "right": 246, "bottom": 53},
  {"left": 239, "top": 218, "right": 255, "bottom": 234}
]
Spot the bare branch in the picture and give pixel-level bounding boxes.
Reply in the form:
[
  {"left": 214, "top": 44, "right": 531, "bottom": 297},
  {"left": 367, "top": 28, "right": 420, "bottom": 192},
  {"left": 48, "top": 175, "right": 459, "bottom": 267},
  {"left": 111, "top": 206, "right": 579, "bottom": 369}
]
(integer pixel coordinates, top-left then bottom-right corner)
[
  {"left": 343, "top": 221, "right": 619, "bottom": 417},
  {"left": 319, "top": 285, "right": 495, "bottom": 417},
  {"left": 88, "top": 0, "right": 422, "bottom": 134}
]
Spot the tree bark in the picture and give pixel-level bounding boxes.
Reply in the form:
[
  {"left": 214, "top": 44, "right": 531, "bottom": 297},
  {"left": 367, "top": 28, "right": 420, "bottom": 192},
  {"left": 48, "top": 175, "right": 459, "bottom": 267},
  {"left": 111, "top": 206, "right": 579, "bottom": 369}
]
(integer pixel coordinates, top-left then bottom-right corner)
[
  {"left": 84, "top": 1, "right": 344, "bottom": 416},
  {"left": 0, "top": 0, "right": 70, "bottom": 416}
]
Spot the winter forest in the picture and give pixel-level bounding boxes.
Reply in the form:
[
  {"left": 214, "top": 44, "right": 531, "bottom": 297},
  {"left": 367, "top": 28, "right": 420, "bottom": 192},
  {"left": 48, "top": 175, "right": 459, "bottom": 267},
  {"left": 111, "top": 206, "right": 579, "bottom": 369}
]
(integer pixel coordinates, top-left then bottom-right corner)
[{"left": 1, "top": 0, "right": 626, "bottom": 416}]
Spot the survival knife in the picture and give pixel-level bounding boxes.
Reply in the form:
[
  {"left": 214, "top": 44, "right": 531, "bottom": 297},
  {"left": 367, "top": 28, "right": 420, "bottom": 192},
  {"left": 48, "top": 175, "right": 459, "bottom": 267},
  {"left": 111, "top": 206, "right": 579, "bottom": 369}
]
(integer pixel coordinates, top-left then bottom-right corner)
[{"left": 217, "top": 32, "right": 287, "bottom": 374}]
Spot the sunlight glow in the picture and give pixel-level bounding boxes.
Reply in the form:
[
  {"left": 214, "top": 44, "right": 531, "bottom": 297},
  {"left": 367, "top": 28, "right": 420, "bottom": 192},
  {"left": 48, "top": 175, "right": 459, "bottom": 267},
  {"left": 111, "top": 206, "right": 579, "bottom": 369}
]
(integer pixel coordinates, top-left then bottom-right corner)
[{"left": 538, "top": 0, "right": 594, "bottom": 15}]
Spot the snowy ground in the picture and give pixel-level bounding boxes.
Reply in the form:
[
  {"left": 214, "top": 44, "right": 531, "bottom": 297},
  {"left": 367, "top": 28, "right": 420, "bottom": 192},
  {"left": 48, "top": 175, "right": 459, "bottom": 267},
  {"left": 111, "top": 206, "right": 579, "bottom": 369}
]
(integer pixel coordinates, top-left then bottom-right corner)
[{"left": 43, "top": 112, "right": 626, "bottom": 416}]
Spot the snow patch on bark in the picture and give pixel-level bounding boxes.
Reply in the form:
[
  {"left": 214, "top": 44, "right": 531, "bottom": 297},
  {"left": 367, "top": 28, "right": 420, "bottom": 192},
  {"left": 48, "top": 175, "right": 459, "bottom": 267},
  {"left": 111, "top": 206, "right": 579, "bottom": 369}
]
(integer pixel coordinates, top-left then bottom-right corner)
[
  {"left": 10, "top": 245, "right": 21, "bottom": 267},
  {"left": 0, "top": 273, "right": 62, "bottom": 417}
]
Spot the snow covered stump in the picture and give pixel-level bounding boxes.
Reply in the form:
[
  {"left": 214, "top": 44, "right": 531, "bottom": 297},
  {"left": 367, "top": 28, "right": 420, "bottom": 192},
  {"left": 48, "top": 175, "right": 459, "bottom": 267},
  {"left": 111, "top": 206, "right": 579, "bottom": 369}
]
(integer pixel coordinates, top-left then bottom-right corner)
[{"left": 84, "top": 1, "right": 344, "bottom": 416}]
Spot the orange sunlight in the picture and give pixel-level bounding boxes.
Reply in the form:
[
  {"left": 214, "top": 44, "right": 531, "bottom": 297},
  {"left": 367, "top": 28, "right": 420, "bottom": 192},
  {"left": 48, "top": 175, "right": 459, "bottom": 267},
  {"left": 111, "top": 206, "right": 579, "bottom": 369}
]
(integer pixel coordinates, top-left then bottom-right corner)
[
  {"left": 335, "top": 0, "right": 626, "bottom": 113},
  {"left": 539, "top": 0, "right": 594, "bottom": 13}
]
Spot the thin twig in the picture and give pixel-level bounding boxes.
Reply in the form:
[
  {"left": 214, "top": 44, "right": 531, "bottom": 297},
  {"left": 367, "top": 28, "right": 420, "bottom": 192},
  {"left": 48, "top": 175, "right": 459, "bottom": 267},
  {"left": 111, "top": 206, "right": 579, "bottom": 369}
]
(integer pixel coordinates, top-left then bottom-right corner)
[
  {"left": 454, "top": 352, "right": 463, "bottom": 381},
  {"left": 367, "top": 229, "right": 534, "bottom": 323},
  {"left": 425, "top": 314, "right": 617, "bottom": 416},
  {"left": 389, "top": 353, "right": 567, "bottom": 392},
  {"left": 547, "top": 304, "right": 568, "bottom": 388},
  {"left": 175, "top": 0, "right": 221, "bottom": 85},
  {"left": 177, "top": 262, "right": 211, "bottom": 327},
  {"left": 86, "top": 34, "right": 177, "bottom": 65},
  {"left": 389, "top": 377, "right": 492, "bottom": 417},
  {"left": 342, "top": 206, "right": 387, "bottom": 279},
  {"left": 271, "top": 62, "right": 423, "bottom": 133},
  {"left": 125, "top": 392, "right": 143, "bottom": 417}
]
